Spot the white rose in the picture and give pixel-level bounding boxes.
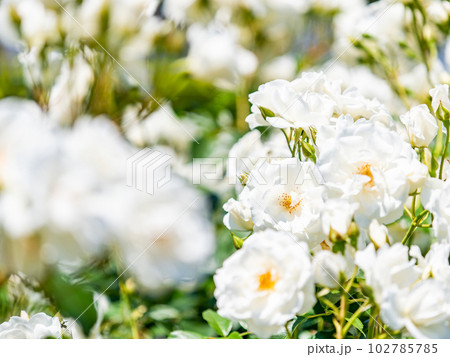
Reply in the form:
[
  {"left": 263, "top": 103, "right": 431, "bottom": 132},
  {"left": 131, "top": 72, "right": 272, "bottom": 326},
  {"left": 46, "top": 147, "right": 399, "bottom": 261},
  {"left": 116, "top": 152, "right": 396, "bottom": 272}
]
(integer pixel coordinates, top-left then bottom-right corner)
[
  {"left": 223, "top": 194, "right": 254, "bottom": 232},
  {"left": 260, "top": 55, "right": 297, "bottom": 82},
  {"left": 381, "top": 280, "right": 450, "bottom": 339},
  {"left": 116, "top": 176, "right": 216, "bottom": 295},
  {"left": 429, "top": 84, "right": 450, "bottom": 113},
  {"left": 245, "top": 159, "right": 326, "bottom": 247},
  {"left": 122, "top": 104, "right": 197, "bottom": 153},
  {"left": 0, "top": 312, "right": 61, "bottom": 339},
  {"left": 355, "top": 243, "right": 421, "bottom": 304},
  {"left": 400, "top": 105, "right": 438, "bottom": 147},
  {"left": 0, "top": 0, "right": 59, "bottom": 49},
  {"left": 368, "top": 219, "right": 389, "bottom": 248},
  {"left": 214, "top": 230, "right": 316, "bottom": 338},
  {"left": 246, "top": 77, "right": 335, "bottom": 132},
  {"left": 186, "top": 23, "right": 257, "bottom": 89},
  {"left": 426, "top": 0, "right": 450, "bottom": 24},
  {"left": 421, "top": 177, "right": 450, "bottom": 242},
  {"left": 48, "top": 54, "right": 94, "bottom": 125},
  {"left": 320, "top": 198, "right": 358, "bottom": 237},
  {"left": 410, "top": 242, "right": 450, "bottom": 289},
  {"left": 316, "top": 119, "right": 427, "bottom": 227},
  {"left": 313, "top": 248, "right": 355, "bottom": 289}
]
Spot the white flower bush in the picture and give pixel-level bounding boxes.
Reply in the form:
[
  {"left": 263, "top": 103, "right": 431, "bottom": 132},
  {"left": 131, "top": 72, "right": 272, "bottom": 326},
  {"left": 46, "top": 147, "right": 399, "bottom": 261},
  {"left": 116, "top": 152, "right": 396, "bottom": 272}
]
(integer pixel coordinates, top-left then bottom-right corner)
[
  {"left": 0, "top": 97, "right": 215, "bottom": 289},
  {"left": 0, "top": 0, "right": 449, "bottom": 341},
  {"left": 216, "top": 72, "right": 450, "bottom": 339}
]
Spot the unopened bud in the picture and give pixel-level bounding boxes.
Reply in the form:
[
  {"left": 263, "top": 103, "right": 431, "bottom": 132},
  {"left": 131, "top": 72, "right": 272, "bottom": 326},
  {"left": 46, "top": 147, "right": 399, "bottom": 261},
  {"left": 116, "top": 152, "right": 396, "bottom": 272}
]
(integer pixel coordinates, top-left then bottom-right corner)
[{"left": 232, "top": 233, "right": 244, "bottom": 250}]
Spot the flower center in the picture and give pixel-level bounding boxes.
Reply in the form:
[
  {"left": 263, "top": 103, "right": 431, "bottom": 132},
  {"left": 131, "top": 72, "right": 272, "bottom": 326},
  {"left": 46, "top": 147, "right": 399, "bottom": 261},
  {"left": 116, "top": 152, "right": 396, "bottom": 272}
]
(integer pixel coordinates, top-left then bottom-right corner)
[
  {"left": 258, "top": 270, "right": 277, "bottom": 291},
  {"left": 355, "top": 162, "right": 375, "bottom": 188},
  {"left": 278, "top": 190, "right": 302, "bottom": 214}
]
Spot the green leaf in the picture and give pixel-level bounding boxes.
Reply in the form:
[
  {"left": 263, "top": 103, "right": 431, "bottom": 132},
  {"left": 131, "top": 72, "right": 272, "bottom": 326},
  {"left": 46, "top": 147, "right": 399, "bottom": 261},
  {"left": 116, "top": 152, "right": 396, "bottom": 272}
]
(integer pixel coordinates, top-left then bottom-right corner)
[
  {"left": 227, "top": 331, "right": 243, "bottom": 339},
  {"left": 42, "top": 272, "right": 97, "bottom": 336},
  {"left": 332, "top": 240, "right": 346, "bottom": 255},
  {"left": 202, "top": 309, "right": 232, "bottom": 337},
  {"left": 345, "top": 313, "right": 365, "bottom": 337},
  {"left": 168, "top": 330, "right": 205, "bottom": 339}
]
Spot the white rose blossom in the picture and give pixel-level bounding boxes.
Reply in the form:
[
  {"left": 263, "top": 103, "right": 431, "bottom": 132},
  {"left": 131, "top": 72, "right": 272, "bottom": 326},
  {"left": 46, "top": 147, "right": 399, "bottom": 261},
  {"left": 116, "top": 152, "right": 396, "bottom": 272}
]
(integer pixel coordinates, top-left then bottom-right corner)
[
  {"left": 0, "top": 312, "right": 62, "bottom": 339},
  {"left": 48, "top": 54, "right": 94, "bottom": 125},
  {"left": 244, "top": 159, "right": 326, "bottom": 247},
  {"left": 421, "top": 175, "right": 450, "bottom": 242},
  {"left": 316, "top": 118, "right": 428, "bottom": 227},
  {"left": 313, "top": 248, "right": 355, "bottom": 289},
  {"left": 115, "top": 176, "right": 216, "bottom": 294},
  {"left": 223, "top": 192, "right": 254, "bottom": 232},
  {"left": 320, "top": 198, "right": 358, "bottom": 237},
  {"left": 381, "top": 280, "right": 450, "bottom": 339},
  {"left": 0, "top": 0, "right": 59, "bottom": 50},
  {"left": 186, "top": 22, "right": 257, "bottom": 89},
  {"left": 410, "top": 242, "right": 450, "bottom": 289},
  {"left": 400, "top": 104, "right": 438, "bottom": 147},
  {"left": 245, "top": 79, "right": 335, "bottom": 132},
  {"left": 214, "top": 230, "right": 316, "bottom": 338},
  {"left": 355, "top": 243, "right": 421, "bottom": 305},
  {"left": 246, "top": 72, "right": 391, "bottom": 138},
  {"left": 429, "top": 84, "right": 450, "bottom": 113},
  {"left": 0, "top": 98, "right": 215, "bottom": 291},
  {"left": 368, "top": 219, "right": 390, "bottom": 248}
]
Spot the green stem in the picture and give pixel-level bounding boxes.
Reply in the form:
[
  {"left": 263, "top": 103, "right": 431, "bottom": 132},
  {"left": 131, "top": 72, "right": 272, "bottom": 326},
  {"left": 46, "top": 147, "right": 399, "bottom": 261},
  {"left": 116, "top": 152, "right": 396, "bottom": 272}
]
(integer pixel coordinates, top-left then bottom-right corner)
[
  {"left": 342, "top": 302, "right": 371, "bottom": 338},
  {"left": 285, "top": 321, "right": 293, "bottom": 339},
  {"left": 439, "top": 121, "right": 449, "bottom": 179},
  {"left": 282, "top": 129, "right": 295, "bottom": 157},
  {"left": 411, "top": 191, "right": 417, "bottom": 217},
  {"left": 119, "top": 280, "right": 139, "bottom": 339},
  {"left": 368, "top": 307, "right": 377, "bottom": 339},
  {"left": 410, "top": 1, "right": 433, "bottom": 86},
  {"left": 321, "top": 297, "right": 340, "bottom": 315},
  {"left": 236, "top": 80, "right": 249, "bottom": 131},
  {"left": 402, "top": 210, "right": 430, "bottom": 245},
  {"left": 338, "top": 294, "right": 347, "bottom": 339}
]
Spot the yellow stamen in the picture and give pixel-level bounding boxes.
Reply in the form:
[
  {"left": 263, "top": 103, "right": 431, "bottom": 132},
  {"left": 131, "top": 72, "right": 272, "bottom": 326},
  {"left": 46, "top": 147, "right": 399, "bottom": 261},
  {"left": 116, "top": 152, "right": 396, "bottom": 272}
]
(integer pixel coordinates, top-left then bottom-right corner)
[
  {"left": 356, "top": 162, "right": 375, "bottom": 188},
  {"left": 258, "top": 271, "right": 276, "bottom": 291},
  {"left": 278, "top": 191, "right": 302, "bottom": 214}
]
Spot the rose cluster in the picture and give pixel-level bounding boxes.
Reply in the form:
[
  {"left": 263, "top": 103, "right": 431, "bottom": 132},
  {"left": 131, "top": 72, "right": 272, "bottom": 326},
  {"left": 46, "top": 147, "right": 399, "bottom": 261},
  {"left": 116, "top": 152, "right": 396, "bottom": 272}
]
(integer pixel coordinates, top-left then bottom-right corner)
[{"left": 216, "top": 73, "right": 450, "bottom": 338}]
